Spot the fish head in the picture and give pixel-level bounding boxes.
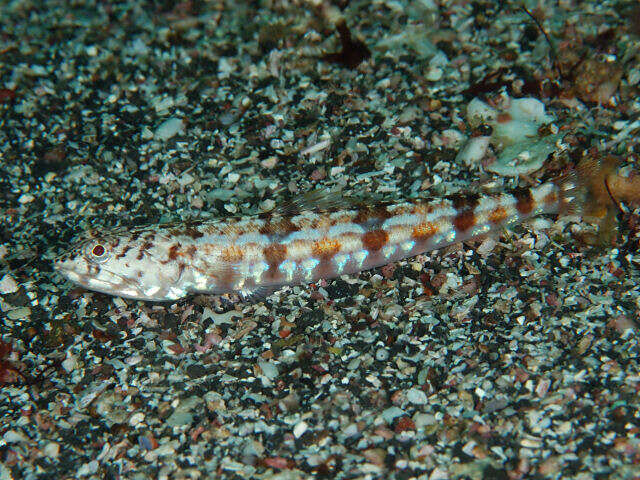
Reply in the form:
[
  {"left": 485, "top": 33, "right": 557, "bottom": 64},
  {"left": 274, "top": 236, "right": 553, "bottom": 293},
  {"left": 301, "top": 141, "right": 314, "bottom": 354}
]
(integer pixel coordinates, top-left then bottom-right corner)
[{"left": 54, "top": 230, "right": 188, "bottom": 301}]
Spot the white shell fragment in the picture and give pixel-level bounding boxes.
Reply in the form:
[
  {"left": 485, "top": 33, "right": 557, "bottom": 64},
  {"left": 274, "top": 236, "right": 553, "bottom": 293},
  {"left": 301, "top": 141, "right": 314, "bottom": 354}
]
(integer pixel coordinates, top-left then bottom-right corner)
[
  {"left": 509, "top": 97, "right": 554, "bottom": 124},
  {"left": 0, "top": 274, "right": 19, "bottom": 294},
  {"left": 455, "top": 135, "right": 491, "bottom": 166},
  {"left": 459, "top": 95, "right": 559, "bottom": 176},
  {"left": 488, "top": 134, "right": 563, "bottom": 176},
  {"left": 466, "top": 98, "right": 498, "bottom": 127},
  {"left": 154, "top": 118, "right": 185, "bottom": 141},
  {"left": 492, "top": 119, "right": 541, "bottom": 147}
]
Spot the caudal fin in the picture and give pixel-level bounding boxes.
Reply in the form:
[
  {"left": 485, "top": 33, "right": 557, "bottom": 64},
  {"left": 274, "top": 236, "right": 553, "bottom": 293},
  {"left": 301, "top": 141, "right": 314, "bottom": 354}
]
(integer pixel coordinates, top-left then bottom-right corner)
[
  {"left": 558, "top": 155, "right": 627, "bottom": 246},
  {"left": 552, "top": 156, "right": 624, "bottom": 217},
  {"left": 576, "top": 156, "right": 623, "bottom": 219}
]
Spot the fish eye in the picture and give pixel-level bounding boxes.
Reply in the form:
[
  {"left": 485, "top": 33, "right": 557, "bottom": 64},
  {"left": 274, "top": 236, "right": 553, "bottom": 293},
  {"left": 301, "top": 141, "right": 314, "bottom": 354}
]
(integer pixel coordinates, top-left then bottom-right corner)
[{"left": 86, "top": 242, "right": 110, "bottom": 263}]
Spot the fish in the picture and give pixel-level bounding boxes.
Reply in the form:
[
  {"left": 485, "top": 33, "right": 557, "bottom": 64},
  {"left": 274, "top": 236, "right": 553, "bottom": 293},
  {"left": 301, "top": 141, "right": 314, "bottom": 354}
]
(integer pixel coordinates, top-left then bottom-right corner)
[{"left": 54, "top": 170, "right": 589, "bottom": 302}]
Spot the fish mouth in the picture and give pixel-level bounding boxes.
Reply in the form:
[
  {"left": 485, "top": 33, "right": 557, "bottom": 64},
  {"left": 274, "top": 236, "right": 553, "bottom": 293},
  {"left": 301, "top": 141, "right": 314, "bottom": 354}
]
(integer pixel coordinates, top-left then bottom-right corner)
[
  {"left": 54, "top": 260, "right": 149, "bottom": 300},
  {"left": 53, "top": 261, "right": 88, "bottom": 287},
  {"left": 54, "top": 261, "right": 182, "bottom": 301}
]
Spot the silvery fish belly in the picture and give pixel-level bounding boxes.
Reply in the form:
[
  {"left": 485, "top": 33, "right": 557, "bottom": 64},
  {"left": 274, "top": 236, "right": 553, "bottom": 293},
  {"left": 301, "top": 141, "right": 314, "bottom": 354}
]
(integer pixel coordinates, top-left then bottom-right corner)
[{"left": 54, "top": 174, "right": 585, "bottom": 301}]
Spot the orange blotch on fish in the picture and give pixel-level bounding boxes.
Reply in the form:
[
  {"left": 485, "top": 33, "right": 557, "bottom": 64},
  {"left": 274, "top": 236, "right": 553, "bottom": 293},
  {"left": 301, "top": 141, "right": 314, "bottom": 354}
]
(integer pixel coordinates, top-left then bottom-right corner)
[
  {"left": 220, "top": 245, "right": 244, "bottom": 262},
  {"left": 312, "top": 238, "right": 341, "bottom": 259},
  {"left": 362, "top": 230, "right": 389, "bottom": 251},
  {"left": 263, "top": 244, "right": 288, "bottom": 275},
  {"left": 488, "top": 206, "right": 509, "bottom": 224},
  {"left": 453, "top": 210, "right": 477, "bottom": 232},
  {"left": 412, "top": 222, "right": 439, "bottom": 240},
  {"left": 514, "top": 189, "right": 534, "bottom": 215}
]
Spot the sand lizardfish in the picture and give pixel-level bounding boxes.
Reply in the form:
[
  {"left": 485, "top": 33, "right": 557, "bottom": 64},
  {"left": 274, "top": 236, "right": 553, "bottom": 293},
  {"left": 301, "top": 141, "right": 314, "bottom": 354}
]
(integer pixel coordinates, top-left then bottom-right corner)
[{"left": 54, "top": 171, "right": 588, "bottom": 301}]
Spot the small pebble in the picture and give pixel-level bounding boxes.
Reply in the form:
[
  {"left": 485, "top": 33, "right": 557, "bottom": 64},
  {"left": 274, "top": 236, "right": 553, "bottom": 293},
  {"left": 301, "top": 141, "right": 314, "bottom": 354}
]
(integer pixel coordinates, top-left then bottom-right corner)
[
  {"left": 129, "top": 412, "right": 145, "bottom": 426},
  {"left": 7, "top": 306, "right": 30, "bottom": 320},
  {"left": 375, "top": 348, "right": 389, "bottom": 361},
  {"left": 455, "top": 136, "right": 490, "bottom": 165},
  {"left": 258, "top": 359, "right": 279, "bottom": 379},
  {"left": 406, "top": 388, "right": 428, "bottom": 405},
  {"left": 0, "top": 274, "right": 19, "bottom": 294},
  {"left": 293, "top": 421, "right": 308, "bottom": 438},
  {"left": 62, "top": 353, "right": 77, "bottom": 373},
  {"left": 3, "top": 430, "right": 28, "bottom": 443},
  {"left": 154, "top": 118, "right": 185, "bottom": 141},
  {"left": 43, "top": 442, "right": 60, "bottom": 458}
]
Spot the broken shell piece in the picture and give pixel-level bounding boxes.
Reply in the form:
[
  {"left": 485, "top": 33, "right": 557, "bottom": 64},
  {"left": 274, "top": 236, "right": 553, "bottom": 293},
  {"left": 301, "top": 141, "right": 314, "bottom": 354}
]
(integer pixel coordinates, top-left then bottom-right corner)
[
  {"left": 455, "top": 135, "right": 491, "bottom": 166},
  {"left": 492, "top": 119, "right": 541, "bottom": 147},
  {"left": 466, "top": 98, "right": 497, "bottom": 128},
  {"left": 509, "top": 98, "right": 554, "bottom": 124},
  {"left": 433, "top": 129, "right": 466, "bottom": 148},
  {"left": 487, "top": 134, "right": 562, "bottom": 176},
  {"left": 460, "top": 95, "right": 558, "bottom": 175}
]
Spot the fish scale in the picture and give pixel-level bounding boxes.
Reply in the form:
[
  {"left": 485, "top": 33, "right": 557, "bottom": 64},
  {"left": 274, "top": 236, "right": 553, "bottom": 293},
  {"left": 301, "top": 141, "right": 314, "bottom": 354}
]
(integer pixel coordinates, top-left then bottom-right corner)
[{"left": 54, "top": 172, "right": 586, "bottom": 301}]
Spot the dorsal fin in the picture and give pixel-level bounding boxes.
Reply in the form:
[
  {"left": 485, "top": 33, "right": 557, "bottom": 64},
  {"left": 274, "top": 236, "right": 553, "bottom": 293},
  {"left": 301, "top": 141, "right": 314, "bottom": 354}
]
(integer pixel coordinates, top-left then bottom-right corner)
[{"left": 268, "top": 189, "right": 368, "bottom": 216}]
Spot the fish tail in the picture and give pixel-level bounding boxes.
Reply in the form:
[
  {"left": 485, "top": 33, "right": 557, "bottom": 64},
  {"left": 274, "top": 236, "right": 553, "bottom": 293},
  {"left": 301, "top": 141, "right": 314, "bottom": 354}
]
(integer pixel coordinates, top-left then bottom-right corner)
[
  {"left": 552, "top": 157, "right": 618, "bottom": 218},
  {"left": 550, "top": 156, "right": 626, "bottom": 246}
]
